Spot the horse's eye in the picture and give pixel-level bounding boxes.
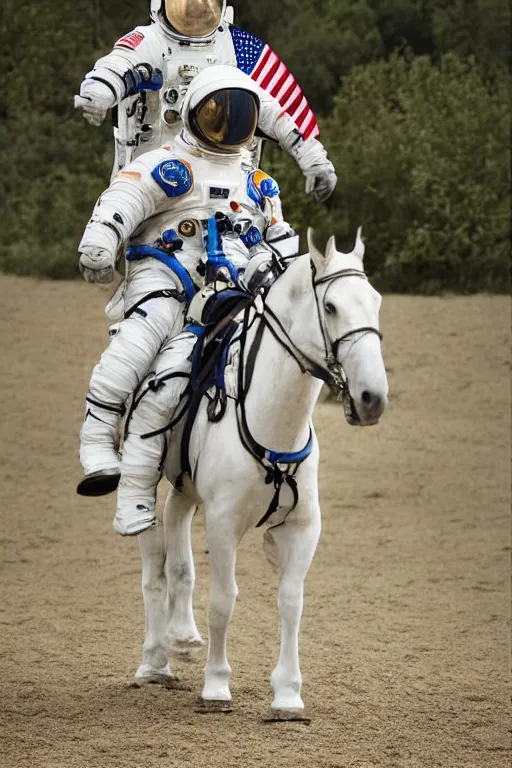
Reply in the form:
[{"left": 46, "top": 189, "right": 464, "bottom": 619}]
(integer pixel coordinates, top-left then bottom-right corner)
[{"left": 325, "top": 302, "right": 336, "bottom": 315}]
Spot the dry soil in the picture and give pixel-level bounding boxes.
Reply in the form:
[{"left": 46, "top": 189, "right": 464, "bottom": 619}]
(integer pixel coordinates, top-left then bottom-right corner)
[{"left": 0, "top": 275, "right": 510, "bottom": 768}]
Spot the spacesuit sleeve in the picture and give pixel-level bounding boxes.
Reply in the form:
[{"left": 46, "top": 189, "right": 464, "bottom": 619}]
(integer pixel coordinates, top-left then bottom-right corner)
[
  {"left": 83, "top": 26, "right": 163, "bottom": 105},
  {"left": 78, "top": 151, "right": 192, "bottom": 258}
]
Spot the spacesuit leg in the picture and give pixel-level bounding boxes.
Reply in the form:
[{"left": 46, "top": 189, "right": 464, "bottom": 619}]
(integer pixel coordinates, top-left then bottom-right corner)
[
  {"left": 78, "top": 297, "right": 183, "bottom": 496},
  {"left": 113, "top": 331, "right": 197, "bottom": 536}
]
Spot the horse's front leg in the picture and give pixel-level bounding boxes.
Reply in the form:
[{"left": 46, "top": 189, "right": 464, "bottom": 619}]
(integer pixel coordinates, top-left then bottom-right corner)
[
  {"left": 163, "top": 488, "right": 204, "bottom": 656},
  {"left": 199, "top": 509, "right": 239, "bottom": 710},
  {"left": 135, "top": 525, "right": 176, "bottom": 687},
  {"left": 265, "top": 502, "right": 321, "bottom": 720}
]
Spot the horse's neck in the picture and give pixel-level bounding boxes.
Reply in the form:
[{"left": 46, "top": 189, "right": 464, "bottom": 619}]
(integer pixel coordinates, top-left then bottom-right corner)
[{"left": 243, "top": 257, "right": 323, "bottom": 453}]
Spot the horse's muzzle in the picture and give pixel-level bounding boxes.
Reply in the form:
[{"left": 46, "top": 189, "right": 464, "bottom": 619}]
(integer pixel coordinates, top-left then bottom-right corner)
[{"left": 345, "top": 389, "right": 387, "bottom": 426}]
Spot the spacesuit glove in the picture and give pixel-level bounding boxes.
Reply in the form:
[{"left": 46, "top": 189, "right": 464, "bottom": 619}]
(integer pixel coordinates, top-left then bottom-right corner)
[
  {"left": 74, "top": 74, "right": 116, "bottom": 126},
  {"left": 285, "top": 134, "right": 338, "bottom": 203},
  {"left": 79, "top": 249, "right": 115, "bottom": 284},
  {"left": 303, "top": 163, "right": 338, "bottom": 203}
]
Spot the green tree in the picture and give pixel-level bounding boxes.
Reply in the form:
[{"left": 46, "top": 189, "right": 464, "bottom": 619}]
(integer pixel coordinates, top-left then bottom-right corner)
[
  {"left": 271, "top": 54, "right": 510, "bottom": 292},
  {"left": 0, "top": 1, "right": 510, "bottom": 289}
]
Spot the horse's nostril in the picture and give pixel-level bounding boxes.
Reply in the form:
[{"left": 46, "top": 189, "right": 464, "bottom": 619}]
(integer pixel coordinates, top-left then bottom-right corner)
[{"left": 362, "top": 391, "right": 382, "bottom": 412}]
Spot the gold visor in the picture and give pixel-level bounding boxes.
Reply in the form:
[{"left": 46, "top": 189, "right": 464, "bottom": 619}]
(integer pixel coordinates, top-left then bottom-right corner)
[
  {"left": 193, "top": 90, "right": 258, "bottom": 152},
  {"left": 164, "top": 0, "right": 223, "bottom": 37}
]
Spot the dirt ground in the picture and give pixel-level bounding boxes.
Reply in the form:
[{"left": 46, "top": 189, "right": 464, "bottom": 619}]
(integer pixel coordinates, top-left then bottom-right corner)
[{"left": 0, "top": 274, "right": 510, "bottom": 768}]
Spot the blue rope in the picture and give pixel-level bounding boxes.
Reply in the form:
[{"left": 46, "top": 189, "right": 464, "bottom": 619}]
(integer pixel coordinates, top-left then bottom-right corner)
[{"left": 126, "top": 245, "right": 197, "bottom": 303}]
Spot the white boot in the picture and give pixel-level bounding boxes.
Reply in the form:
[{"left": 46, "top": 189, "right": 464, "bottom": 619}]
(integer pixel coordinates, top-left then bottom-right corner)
[
  {"left": 113, "top": 332, "right": 194, "bottom": 535},
  {"left": 113, "top": 371, "right": 190, "bottom": 534},
  {"left": 113, "top": 382, "right": 166, "bottom": 536},
  {"left": 77, "top": 397, "right": 122, "bottom": 496},
  {"left": 113, "top": 471, "right": 160, "bottom": 536}
]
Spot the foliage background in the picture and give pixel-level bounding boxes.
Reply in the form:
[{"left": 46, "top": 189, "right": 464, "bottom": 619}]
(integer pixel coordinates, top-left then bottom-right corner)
[{"left": 0, "top": 0, "right": 509, "bottom": 290}]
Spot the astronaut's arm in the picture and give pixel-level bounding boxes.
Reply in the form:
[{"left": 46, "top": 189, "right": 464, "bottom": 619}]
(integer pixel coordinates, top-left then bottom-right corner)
[
  {"left": 79, "top": 154, "right": 193, "bottom": 283},
  {"left": 78, "top": 163, "right": 159, "bottom": 284},
  {"left": 75, "top": 28, "right": 162, "bottom": 126},
  {"left": 256, "top": 88, "right": 337, "bottom": 204}
]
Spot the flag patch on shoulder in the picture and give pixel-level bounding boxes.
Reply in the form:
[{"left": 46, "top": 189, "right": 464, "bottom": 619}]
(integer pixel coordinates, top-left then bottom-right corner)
[
  {"left": 115, "top": 31, "right": 145, "bottom": 50},
  {"left": 117, "top": 171, "right": 142, "bottom": 181}
]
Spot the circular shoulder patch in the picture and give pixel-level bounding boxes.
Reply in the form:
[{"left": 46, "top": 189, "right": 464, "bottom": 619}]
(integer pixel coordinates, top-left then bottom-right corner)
[{"left": 151, "top": 159, "right": 193, "bottom": 197}]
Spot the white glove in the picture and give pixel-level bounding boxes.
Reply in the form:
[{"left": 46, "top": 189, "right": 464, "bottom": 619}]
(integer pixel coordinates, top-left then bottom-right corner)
[
  {"left": 303, "top": 163, "right": 338, "bottom": 203},
  {"left": 78, "top": 216, "right": 121, "bottom": 283},
  {"left": 79, "top": 248, "right": 116, "bottom": 284},
  {"left": 280, "top": 130, "right": 338, "bottom": 203},
  {"left": 295, "top": 140, "right": 338, "bottom": 203},
  {"left": 74, "top": 74, "right": 117, "bottom": 126}
]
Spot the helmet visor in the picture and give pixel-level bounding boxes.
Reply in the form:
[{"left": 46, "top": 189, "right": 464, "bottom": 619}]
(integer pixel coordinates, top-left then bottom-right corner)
[
  {"left": 164, "top": 0, "right": 223, "bottom": 37},
  {"left": 191, "top": 89, "right": 259, "bottom": 152}
]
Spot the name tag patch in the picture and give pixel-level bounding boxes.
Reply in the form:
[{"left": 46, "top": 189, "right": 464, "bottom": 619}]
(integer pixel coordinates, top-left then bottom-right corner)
[{"left": 210, "top": 187, "right": 230, "bottom": 199}]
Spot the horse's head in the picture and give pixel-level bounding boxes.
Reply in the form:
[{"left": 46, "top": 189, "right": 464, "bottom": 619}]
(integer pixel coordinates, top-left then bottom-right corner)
[{"left": 307, "top": 228, "right": 388, "bottom": 426}]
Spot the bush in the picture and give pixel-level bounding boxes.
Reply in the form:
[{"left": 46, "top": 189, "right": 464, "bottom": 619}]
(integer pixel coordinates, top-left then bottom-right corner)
[
  {"left": 269, "top": 54, "right": 510, "bottom": 292},
  {"left": 0, "top": 0, "right": 509, "bottom": 292}
]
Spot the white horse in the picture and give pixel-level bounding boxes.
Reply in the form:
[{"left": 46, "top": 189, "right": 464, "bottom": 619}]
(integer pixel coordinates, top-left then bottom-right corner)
[{"left": 135, "top": 229, "right": 388, "bottom": 721}]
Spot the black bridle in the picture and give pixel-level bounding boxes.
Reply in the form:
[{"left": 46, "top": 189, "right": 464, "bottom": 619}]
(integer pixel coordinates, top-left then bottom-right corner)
[
  {"left": 311, "top": 266, "right": 383, "bottom": 394},
  {"left": 232, "top": 260, "right": 383, "bottom": 527},
  {"left": 259, "top": 263, "right": 383, "bottom": 395}
]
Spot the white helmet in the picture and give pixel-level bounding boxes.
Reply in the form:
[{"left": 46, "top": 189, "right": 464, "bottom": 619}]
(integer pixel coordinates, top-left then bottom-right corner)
[
  {"left": 181, "top": 66, "right": 261, "bottom": 154},
  {"left": 150, "top": 0, "right": 226, "bottom": 42}
]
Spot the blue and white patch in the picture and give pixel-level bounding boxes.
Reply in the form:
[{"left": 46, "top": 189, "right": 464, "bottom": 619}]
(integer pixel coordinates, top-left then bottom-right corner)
[
  {"left": 259, "top": 177, "right": 280, "bottom": 198},
  {"left": 151, "top": 160, "right": 192, "bottom": 197},
  {"left": 247, "top": 170, "right": 280, "bottom": 208},
  {"left": 241, "top": 226, "right": 262, "bottom": 248}
]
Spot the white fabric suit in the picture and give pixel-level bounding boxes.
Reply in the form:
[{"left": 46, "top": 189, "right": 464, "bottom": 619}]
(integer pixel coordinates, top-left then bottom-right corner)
[
  {"left": 75, "top": 1, "right": 337, "bottom": 201},
  {"left": 78, "top": 68, "right": 278, "bottom": 534}
]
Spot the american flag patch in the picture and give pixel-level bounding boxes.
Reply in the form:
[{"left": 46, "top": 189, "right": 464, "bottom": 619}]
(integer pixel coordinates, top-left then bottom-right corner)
[
  {"left": 230, "top": 26, "right": 319, "bottom": 140},
  {"left": 115, "top": 30, "right": 145, "bottom": 50}
]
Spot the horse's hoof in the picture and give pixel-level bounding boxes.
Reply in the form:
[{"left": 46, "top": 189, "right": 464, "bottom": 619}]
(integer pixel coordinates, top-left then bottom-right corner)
[
  {"left": 134, "top": 664, "right": 190, "bottom": 690},
  {"left": 263, "top": 708, "right": 311, "bottom": 724},
  {"left": 194, "top": 698, "right": 233, "bottom": 714},
  {"left": 168, "top": 635, "right": 205, "bottom": 658}
]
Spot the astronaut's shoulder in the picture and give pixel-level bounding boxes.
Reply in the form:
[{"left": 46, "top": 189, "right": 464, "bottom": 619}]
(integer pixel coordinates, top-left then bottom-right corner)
[
  {"left": 114, "top": 147, "right": 173, "bottom": 180},
  {"left": 114, "top": 25, "right": 152, "bottom": 51},
  {"left": 133, "top": 147, "right": 174, "bottom": 169},
  {"left": 149, "top": 151, "right": 194, "bottom": 198}
]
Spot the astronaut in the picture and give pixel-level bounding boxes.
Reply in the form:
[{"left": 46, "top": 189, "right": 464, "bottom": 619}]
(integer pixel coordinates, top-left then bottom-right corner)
[
  {"left": 78, "top": 66, "right": 283, "bottom": 532},
  {"left": 75, "top": 0, "right": 337, "bottom": 208}
]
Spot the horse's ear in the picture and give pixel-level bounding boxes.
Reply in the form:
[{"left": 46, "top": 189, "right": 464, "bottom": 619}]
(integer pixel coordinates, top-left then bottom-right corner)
[
  {"left": 326, "top": 235, "right": 337, "bottom": 261},
  {"left": 353, "top": 226, "right": 365, "bottom": 262},
  {"left": 308, "top": 228, "right": 336, "bottom": 273},
  {"left": 307, "top": 228, "right": 325, "bottom": 273}
]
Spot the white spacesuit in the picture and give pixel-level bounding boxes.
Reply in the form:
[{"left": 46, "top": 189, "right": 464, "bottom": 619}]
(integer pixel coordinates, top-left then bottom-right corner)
[
  {"left": 75, "top": 0, "right": 337, "bottom": 203},
  {"left": 78, "top": 67, "right": 283, "bottom": 532}
]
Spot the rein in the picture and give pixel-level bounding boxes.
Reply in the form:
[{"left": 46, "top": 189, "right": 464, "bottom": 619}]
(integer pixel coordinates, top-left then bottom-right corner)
[
  {"left": 257, "top": 265, "right": 383, "bottom": 394},
  {"left": 235, "top": 304, "right": 307, "bottom": 527},
  {"left": 234, "top": 261, "right": 382, "bottom": 527}
]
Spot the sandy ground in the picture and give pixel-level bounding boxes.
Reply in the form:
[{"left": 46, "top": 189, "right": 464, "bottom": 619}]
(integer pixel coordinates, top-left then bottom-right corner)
[{"left": 0, "top": 274, "right": 510, "bottom": 768}]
